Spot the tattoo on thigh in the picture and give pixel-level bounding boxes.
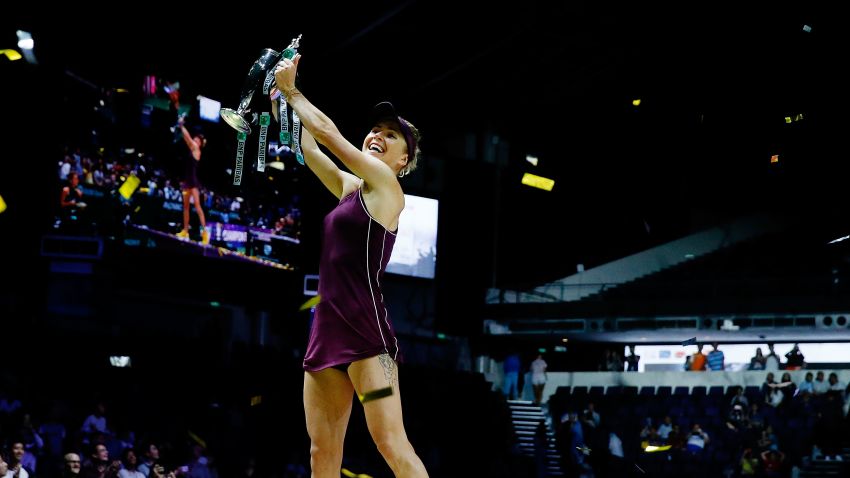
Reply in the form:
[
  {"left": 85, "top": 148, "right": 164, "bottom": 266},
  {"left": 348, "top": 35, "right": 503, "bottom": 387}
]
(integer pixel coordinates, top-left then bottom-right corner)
[{"left": 378, "top": 353, "right": 398, "bottom": 387}]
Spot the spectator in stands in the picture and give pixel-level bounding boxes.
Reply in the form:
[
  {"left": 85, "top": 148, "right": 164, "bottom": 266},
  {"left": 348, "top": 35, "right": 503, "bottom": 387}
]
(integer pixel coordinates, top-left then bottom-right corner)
[
  {"left": 136, "top": 442, "right": 159, "bottom": 478},
  {"left": 774, "top": 372, "right": 797, "bottom": 403},
  {"left": 798, "top": 372, "right": 815, "bottom": 395},
  {"left": 815, "top": 392, "right": 844, "bottom": 460},
  {"left": 175, "top": 117, "right": 209, "bottom": 245},
  {"left": 726, "top": 404, "right": 747, "bottom": 432},
  {"left": 624, "top": 345, "right": 640, "bottom": 371},
  {"left": 186, "top": 444, "right": 216, "bottom": 478},
  {"left": 739, "top": 448, "right": 760, "bottom": 476},
  {"left": 581, "top": 403, "right": 600, "bottom": 429},
  {"left": 529, "top": 353, "right": 548, "bottom": 404},
  {"left": 766, "top": 387, "right": 784, "bottom": 408},
  {"left": 118, "top": 449, "right": 144, "bottom": 478},
  {"left": 603, "top": 348, "right": 622, "bottom": 371},
  {"left": 39, "top": 405, "right": 68, "bottom": 472},
  {"left": 81, "top": 443, "right": 120, "bottom": 478},
  {"left": 730, "top": 386, "right": 749, "bottom": 409},
  {"left": 657, "top": 416, "right": 673, "bottom": 440},
  {"left": 18, "top": 414, "right": 42, "bottom": 474},
  {"left": 827, "top": 372, "right": 844, "bottom": 392},
  {"left": 813, "top": 371, "right": 829, "bottom": 395},
  {"left": 0, "top": 390, "right": 23, "bottom": 418},
  {"left": 843, "top": 383, "right": 850, "bottom": 417},
  {"left": 764, "top": 343, "right": 781, "bottom": 371},
  {"left": 685, "top": 423, "right": 709, "bottom": 453},
  {"left": 59, "top": 155, "right": 72, "bottom": 181},
  {"left": 81, "top": 402, "right": 109, "bottom": 441},
  {"left": 757, "top": 425, "right": 778, "bottom": 450},
  {"left": 667, "top": 424, "right": 685, "bottom": 450},
  {"left": 761, "top": 372, "right": 776, "bottom": 395},
  {"left": 748, "top": 347, "right": 766, "bottom": 370},
  {"left": 0, "top": 455, "right": 8, "bottom": 478},
  {"left": 93, "top": 160, "right": 105, "bottom": 187},
  {"left": 706, "top": 342, "right": 725, "bottom": 371},
  {"left": 640, "top": 420, "right": 663, "bottom": 448},
  {"left": 784, "top": 343, "right": 805, "bottom": 370},
  {"left": 64, "top": 453, "right": 82, "bottom": 478},
  {"left": 689, "top": 344, "right": 707, "bottom": 371},
  {"left": 606, "top": 430, "right": 625, "bottom": 475},
  {"left": 5, "top": 441, "right": 30, "bottom": 478},
  {"left": 749, "top": 403, "right": 765, "bottom": 429},
  {"left": 760, "top": 449, "right": 785, "bottom": 478},
  {"left": 61, "top": 172, "right": 86, "bottom": 211},
  {"left": 502, "top": 352, "right": 521, "bottom": 400}
]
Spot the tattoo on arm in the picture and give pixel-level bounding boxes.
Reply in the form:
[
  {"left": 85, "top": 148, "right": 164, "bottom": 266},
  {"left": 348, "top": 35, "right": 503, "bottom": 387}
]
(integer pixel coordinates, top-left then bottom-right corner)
[{"left": 378, "top": 353, "right": 399, "bottom": 388}]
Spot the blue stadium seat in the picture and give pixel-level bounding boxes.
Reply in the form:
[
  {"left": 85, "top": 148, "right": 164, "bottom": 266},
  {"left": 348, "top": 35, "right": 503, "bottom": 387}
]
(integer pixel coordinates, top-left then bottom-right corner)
[
  {"left": 639, "top": 386, "right": 655, "bottom": 396},
  {"left": 708, "top": 386, "right": 724, "bottom": 397}
]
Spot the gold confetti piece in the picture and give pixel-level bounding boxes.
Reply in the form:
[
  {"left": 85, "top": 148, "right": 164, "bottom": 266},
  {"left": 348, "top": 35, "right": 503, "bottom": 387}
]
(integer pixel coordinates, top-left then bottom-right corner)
[
  {"left": 299, "top": 295, "right": 321, "bottom": 311},
  {"left": 119, "top": 175, "right": 141, "bottom": 200},
  {"left": 187, "top": 430, "right": 206, "bottom": 449},
  {"left": 341, "top": 468, "right": 373, "bottom": 478}
]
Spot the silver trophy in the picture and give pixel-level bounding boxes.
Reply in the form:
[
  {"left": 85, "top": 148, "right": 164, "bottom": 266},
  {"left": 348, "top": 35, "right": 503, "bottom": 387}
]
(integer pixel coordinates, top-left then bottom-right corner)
[{"left": 220, "top": 35, "right": 301, "bottom": 134}]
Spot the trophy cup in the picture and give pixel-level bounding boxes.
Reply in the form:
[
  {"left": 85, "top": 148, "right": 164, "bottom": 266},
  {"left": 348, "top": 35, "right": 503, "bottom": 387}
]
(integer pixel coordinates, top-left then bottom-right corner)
[{"left": 220, "top": 35, "right": 302, "bottom": 134}]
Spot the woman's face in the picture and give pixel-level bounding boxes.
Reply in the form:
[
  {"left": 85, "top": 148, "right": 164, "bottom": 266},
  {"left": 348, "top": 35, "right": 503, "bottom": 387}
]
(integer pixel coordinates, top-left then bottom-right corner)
[{"left": 363, "top": 121, "right": 408, "bottom": 172}]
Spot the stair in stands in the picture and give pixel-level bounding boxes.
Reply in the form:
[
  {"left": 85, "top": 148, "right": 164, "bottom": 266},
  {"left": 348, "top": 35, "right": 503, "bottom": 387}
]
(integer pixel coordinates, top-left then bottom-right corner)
[{"left": 507, "top": 400, "right": 563, "bottom": 476}]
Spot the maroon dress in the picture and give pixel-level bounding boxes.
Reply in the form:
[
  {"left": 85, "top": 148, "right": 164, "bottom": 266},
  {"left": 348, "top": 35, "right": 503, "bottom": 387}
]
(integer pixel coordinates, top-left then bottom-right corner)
[{"left": 303, "top": 188, "right": 400, "bottom": 371}]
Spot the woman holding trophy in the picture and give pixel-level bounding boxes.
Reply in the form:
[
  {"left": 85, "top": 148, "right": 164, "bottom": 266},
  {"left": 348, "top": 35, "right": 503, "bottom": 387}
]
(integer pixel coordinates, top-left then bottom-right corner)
[{"left": 272, "top": 54, "right": 427, "bottom": 477}]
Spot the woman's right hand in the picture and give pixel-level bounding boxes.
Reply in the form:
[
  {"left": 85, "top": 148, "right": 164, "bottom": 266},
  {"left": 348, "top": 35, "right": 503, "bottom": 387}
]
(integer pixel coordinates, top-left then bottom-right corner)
[{"left": 274, "top": 54, "right": 301, "bottom": 97}]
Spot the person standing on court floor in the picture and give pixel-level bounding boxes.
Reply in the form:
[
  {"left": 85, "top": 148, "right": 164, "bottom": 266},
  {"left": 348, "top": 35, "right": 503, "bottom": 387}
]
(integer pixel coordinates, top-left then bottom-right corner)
[{"left": 273, "top": 53, "right": 428, "bottom": 477}]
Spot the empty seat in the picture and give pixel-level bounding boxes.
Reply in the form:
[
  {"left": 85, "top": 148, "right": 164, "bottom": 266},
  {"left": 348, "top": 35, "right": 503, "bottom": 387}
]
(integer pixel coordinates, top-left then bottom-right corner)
[
  {"left": 708, "top": 386, "right": 724, "bottom": 397},
  {"left": 639, "top": 386, "right": 656, "bottom": 396},
  {"left": 606, "top": 386, "right": 623, "bottom": 396},
  {"left": 555, "top": 386, "right": 571, "bottom": 397}
]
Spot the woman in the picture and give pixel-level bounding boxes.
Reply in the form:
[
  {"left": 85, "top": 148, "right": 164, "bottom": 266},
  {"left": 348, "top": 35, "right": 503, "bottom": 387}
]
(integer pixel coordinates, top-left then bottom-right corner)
[
  {"left": 117, "top": 449, "right": 144, "bottom": 478},
  {"left": 175, "top": 118, "right": 209, "bottom": 245},
  {"left": 273, "top": 54, "right": 427, "bottom": 477},
  {"left": 530, "top": 353, "right": 548, "bottom": 404},
  {"left": 749, "top": 348, "right": 766, "bottom": 370}
]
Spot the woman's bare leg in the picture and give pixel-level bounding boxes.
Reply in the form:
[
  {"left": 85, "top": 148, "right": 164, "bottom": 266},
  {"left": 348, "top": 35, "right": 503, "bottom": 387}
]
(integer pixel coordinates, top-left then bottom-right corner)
[
  {"left": 304, "top": 368, "right": 354, "bottom": 478},
  {"left": 190, "top": 188, "right": 206, "bottom": 228},
  {"left": 348, "top": 354, "right": 428, "bottom": 477}
]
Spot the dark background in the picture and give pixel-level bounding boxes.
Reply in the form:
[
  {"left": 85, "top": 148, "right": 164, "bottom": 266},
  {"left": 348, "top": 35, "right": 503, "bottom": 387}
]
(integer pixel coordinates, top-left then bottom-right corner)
[{"left": 3, "top": 1, "right": 850, "bottom": 333}]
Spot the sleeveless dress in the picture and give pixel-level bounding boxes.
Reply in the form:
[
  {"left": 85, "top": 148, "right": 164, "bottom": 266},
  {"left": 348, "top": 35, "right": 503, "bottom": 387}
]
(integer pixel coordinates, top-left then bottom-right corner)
[
  {"left": 182, "top": 149, "right": 201, "bottom": 189},
  {"left": 303, "top": 188, "right": 400, "bottom": 371}
]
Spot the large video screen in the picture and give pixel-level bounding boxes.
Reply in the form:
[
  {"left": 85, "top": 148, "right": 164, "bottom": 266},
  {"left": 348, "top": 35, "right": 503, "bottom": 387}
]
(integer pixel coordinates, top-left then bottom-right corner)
[
  {"left": 386, "top": 194, "right": 438, "bottom": 279},
  {"left": 198, "top": 95, "right": 221, "bottom": 123}
]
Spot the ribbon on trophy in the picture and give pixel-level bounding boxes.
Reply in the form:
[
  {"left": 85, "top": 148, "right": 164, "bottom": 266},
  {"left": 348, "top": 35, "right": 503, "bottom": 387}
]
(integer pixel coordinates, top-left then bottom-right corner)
[
  {"left": 233, "top": 131, "right": 247, "bottom": 186},
  {"left": 220, "top": 35, "right": 302, "bottom": 185},
  {"left": 257, "top": 112, "right": 270, "bottom": 172}
]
